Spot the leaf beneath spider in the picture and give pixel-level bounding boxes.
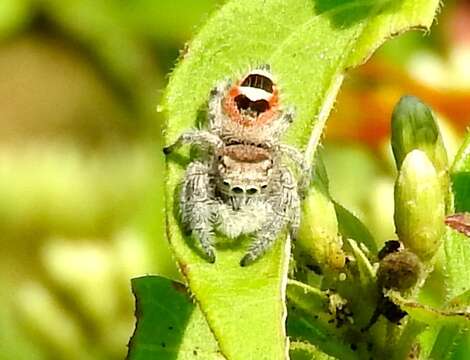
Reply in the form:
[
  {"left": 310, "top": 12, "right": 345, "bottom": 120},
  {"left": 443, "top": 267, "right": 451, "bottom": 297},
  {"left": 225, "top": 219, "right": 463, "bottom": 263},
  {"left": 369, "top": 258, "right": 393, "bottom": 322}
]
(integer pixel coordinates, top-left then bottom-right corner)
[{"left": 161, "top": 0, "right": 440, "bottom": 358}]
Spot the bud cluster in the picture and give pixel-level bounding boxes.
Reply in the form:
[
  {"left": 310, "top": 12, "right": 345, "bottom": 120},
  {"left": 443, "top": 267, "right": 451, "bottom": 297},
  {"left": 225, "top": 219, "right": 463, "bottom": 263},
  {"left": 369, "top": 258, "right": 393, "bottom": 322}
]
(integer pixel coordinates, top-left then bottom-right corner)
[{"left": 391, "top": 96, "right": 448, "bottom": 262}]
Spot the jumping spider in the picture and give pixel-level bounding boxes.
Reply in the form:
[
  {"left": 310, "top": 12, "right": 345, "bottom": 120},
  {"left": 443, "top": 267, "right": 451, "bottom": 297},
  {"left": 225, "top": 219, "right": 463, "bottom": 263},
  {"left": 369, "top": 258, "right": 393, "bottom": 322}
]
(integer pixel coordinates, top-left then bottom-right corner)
[{"left": 164, "top": 66, "right": 308, "bottom": 266}]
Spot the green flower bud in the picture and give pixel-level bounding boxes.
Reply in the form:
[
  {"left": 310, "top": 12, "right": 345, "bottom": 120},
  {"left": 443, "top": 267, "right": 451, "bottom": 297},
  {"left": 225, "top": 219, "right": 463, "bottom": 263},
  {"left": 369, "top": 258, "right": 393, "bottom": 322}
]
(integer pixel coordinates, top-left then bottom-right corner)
[
  {"left": 297, "top": 185, "right": 345, "bottom": 272},
  {"left": 391, "top": 96, "right": 448, "bottom": 172},
  {"left": 391, "top": 95, "right": 450, "bottom": 212},
  {"left": 394, "top": 150, "right": 445, "bottom": 261}
]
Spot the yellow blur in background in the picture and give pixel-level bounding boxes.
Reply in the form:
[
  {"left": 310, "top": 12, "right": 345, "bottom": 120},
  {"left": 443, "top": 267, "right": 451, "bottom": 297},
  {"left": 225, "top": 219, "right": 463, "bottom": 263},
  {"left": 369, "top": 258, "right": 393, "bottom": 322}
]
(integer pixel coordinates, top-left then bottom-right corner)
[{"left": 0, "top": 1, "right": 469, "bottom": 359}]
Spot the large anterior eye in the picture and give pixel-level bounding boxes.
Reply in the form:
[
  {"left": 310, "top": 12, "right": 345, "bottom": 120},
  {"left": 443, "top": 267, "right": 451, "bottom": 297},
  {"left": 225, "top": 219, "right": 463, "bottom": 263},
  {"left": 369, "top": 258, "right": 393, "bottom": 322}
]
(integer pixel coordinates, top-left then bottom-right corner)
[
  {"left": 231, "top": 186, "right": 244, "bottom": 194},
  {"left": 241, "top": 74, "right": 274, "bottom": 93},
  {"left": 246, "top": 188, "right": 258, "bottom": 195}
]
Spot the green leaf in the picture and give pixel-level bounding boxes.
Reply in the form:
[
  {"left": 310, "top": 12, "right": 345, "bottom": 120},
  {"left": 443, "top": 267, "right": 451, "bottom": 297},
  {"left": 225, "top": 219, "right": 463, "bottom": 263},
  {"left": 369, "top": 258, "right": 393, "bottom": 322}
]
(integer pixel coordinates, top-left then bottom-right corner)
[
  {"left": 443, "top": 329, "right": 470, "bottom": 360},
  {"left": 444, "top": 228, "right": 470, "bottom": 301},
  {"left": 389, "top": 319, "right": 427, "bottom": 360},
  {"left": 417, "top": 228, "right": 470, "bottom": 359},
  {"left": 444, "top": 130, "right": 470, "bottom": 306},
  {"left": 429, "top": 326, "right": 470, "bottom": 360},
  {"left": 451, "top": 131, "right": 470, "bottom": 213},
  {"left": 387, "top": 289, "right": 470, "bottom": 360},
  {"left": 290, "top": 341, "right": 336, "bottom": 360},
  {"left": 347, "top": 239, "right": 376, "bottom": 289},
  {"left": 387, "top": 291, "right": 470, "bottom": 360},
  {"left": 387, "top": 291, "right": 470, "bottom": 327},
  {"left": 164, "top": 0, "right": 440, "bottom": 151},
  {"left": 449, "top": 289, "right": 470, "bottom": 307},
  {"left": 164, "top": 1, "right": 440, "bottom": 358},
  {"left": 128, "top": 276, "right": 224, "bottom": 360},
  {"left": 428, "top": 290, "right": 470, "bottom": 360},
  {"left": 165, "top": 215, "right": 291, "bottom": 359},
  {"left": 334, "top": 202, "right": 377, "bottom": 254}
]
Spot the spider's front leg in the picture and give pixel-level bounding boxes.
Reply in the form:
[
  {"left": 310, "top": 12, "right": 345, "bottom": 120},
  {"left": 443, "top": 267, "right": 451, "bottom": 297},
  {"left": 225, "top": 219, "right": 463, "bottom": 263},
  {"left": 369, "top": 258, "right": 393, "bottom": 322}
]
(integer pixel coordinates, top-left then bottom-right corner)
[
  {"left": 279, "top": 143, "right": 311, "bottom": 197},
  {"left": 163, "top": 130, "right": 223, "bottom": 155},
  {"left": 180, "top": 161, "right": 219, "bottom": 263},
  {"left": 240, "top": 167, "right": 301, "bottom": 266}
]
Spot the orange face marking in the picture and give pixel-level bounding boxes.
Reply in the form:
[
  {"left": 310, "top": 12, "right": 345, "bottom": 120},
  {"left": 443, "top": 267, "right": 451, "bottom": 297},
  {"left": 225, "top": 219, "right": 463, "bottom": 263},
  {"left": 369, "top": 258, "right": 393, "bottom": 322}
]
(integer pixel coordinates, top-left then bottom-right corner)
[{"left": 222, "top": 75, "right": 280, "bottom": 127}]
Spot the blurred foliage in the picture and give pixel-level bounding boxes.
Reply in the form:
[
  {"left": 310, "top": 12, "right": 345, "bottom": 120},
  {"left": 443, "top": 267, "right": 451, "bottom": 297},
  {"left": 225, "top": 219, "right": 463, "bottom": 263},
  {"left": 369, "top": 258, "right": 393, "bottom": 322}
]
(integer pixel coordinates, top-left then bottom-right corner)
[{"left": 0, "top": 0, "right": 469, "bottom": 359}]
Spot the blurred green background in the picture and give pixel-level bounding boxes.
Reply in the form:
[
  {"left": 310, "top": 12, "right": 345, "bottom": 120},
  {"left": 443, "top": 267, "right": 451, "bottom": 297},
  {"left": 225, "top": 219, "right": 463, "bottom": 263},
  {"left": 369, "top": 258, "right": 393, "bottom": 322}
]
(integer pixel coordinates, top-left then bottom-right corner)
[{"left": 0, "top": 1, "right": 469, "bottom": 359}]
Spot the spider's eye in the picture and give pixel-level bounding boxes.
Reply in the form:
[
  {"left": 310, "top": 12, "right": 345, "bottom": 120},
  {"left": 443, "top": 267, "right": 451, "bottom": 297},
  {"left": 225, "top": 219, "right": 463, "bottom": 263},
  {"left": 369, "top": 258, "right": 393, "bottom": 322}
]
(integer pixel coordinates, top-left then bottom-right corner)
[
  {"left": 247, "top": 188, "right": 258, "bottom": 195},
  {"left": 261, "top": 184, "right": 268, "bottom": 189},
  {"left": 223, "top": 180, "right": 230, "bottom": 187},
  {"left": 231, "top": 186, "right": 243, "bottom": 194}
]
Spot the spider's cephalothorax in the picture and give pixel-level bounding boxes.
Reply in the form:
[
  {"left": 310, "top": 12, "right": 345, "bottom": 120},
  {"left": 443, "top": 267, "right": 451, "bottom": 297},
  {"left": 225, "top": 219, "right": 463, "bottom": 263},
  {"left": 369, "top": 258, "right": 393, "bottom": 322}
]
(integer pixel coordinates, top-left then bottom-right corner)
[{"left": 164, "top": 66, "right": 307, "bottom": 266}]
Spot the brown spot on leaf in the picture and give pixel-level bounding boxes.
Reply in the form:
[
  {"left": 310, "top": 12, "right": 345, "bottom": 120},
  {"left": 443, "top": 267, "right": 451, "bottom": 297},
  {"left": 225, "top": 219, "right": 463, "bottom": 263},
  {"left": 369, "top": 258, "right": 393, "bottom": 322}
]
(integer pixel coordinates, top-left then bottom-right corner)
[
  {"left": 171, "top": 281, "right": 188, "bottom": 295},
  {"left": 445, "top": 213, "right": 470, "bottom": 237}
]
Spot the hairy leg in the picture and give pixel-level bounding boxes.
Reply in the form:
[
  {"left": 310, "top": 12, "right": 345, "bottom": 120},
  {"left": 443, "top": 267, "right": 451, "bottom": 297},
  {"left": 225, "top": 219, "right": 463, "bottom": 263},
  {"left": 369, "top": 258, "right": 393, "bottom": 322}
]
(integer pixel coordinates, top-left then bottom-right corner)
[
  {"left": 207, "top": 81, "right": 230, "bottom": 132},
  {"left": 279, "top": 143, "right": 310, "bottom": 196},
  {"left": 180, "top": 161, "right": 218, "bottom": 263},
  {"left": 163, "top": 130, "right": 223, "bottom": 155},
  {"left": 240, "top": 167, "right": 300, "bottom": 266}
]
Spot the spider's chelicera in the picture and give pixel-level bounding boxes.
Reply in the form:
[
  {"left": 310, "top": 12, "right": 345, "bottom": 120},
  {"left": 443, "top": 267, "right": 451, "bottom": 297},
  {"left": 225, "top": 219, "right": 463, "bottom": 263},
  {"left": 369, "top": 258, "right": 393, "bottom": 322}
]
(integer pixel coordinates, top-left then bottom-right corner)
[{"left": 164, "top": 66, "right": 308, "bottom": 266}]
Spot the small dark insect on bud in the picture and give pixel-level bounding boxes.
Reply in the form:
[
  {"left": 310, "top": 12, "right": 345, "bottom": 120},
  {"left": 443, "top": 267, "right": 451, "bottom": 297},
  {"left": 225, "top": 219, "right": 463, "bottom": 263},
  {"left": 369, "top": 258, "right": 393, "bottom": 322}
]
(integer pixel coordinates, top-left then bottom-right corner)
[
  {"left": 365, "top": 242, "right": 421, "bottom": 330},
  {"left": 377, "top": 242, "right": 421, "bottom": 291},
  {"left": 377, "top": 240, "right": 402, "bottom": 260}
]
